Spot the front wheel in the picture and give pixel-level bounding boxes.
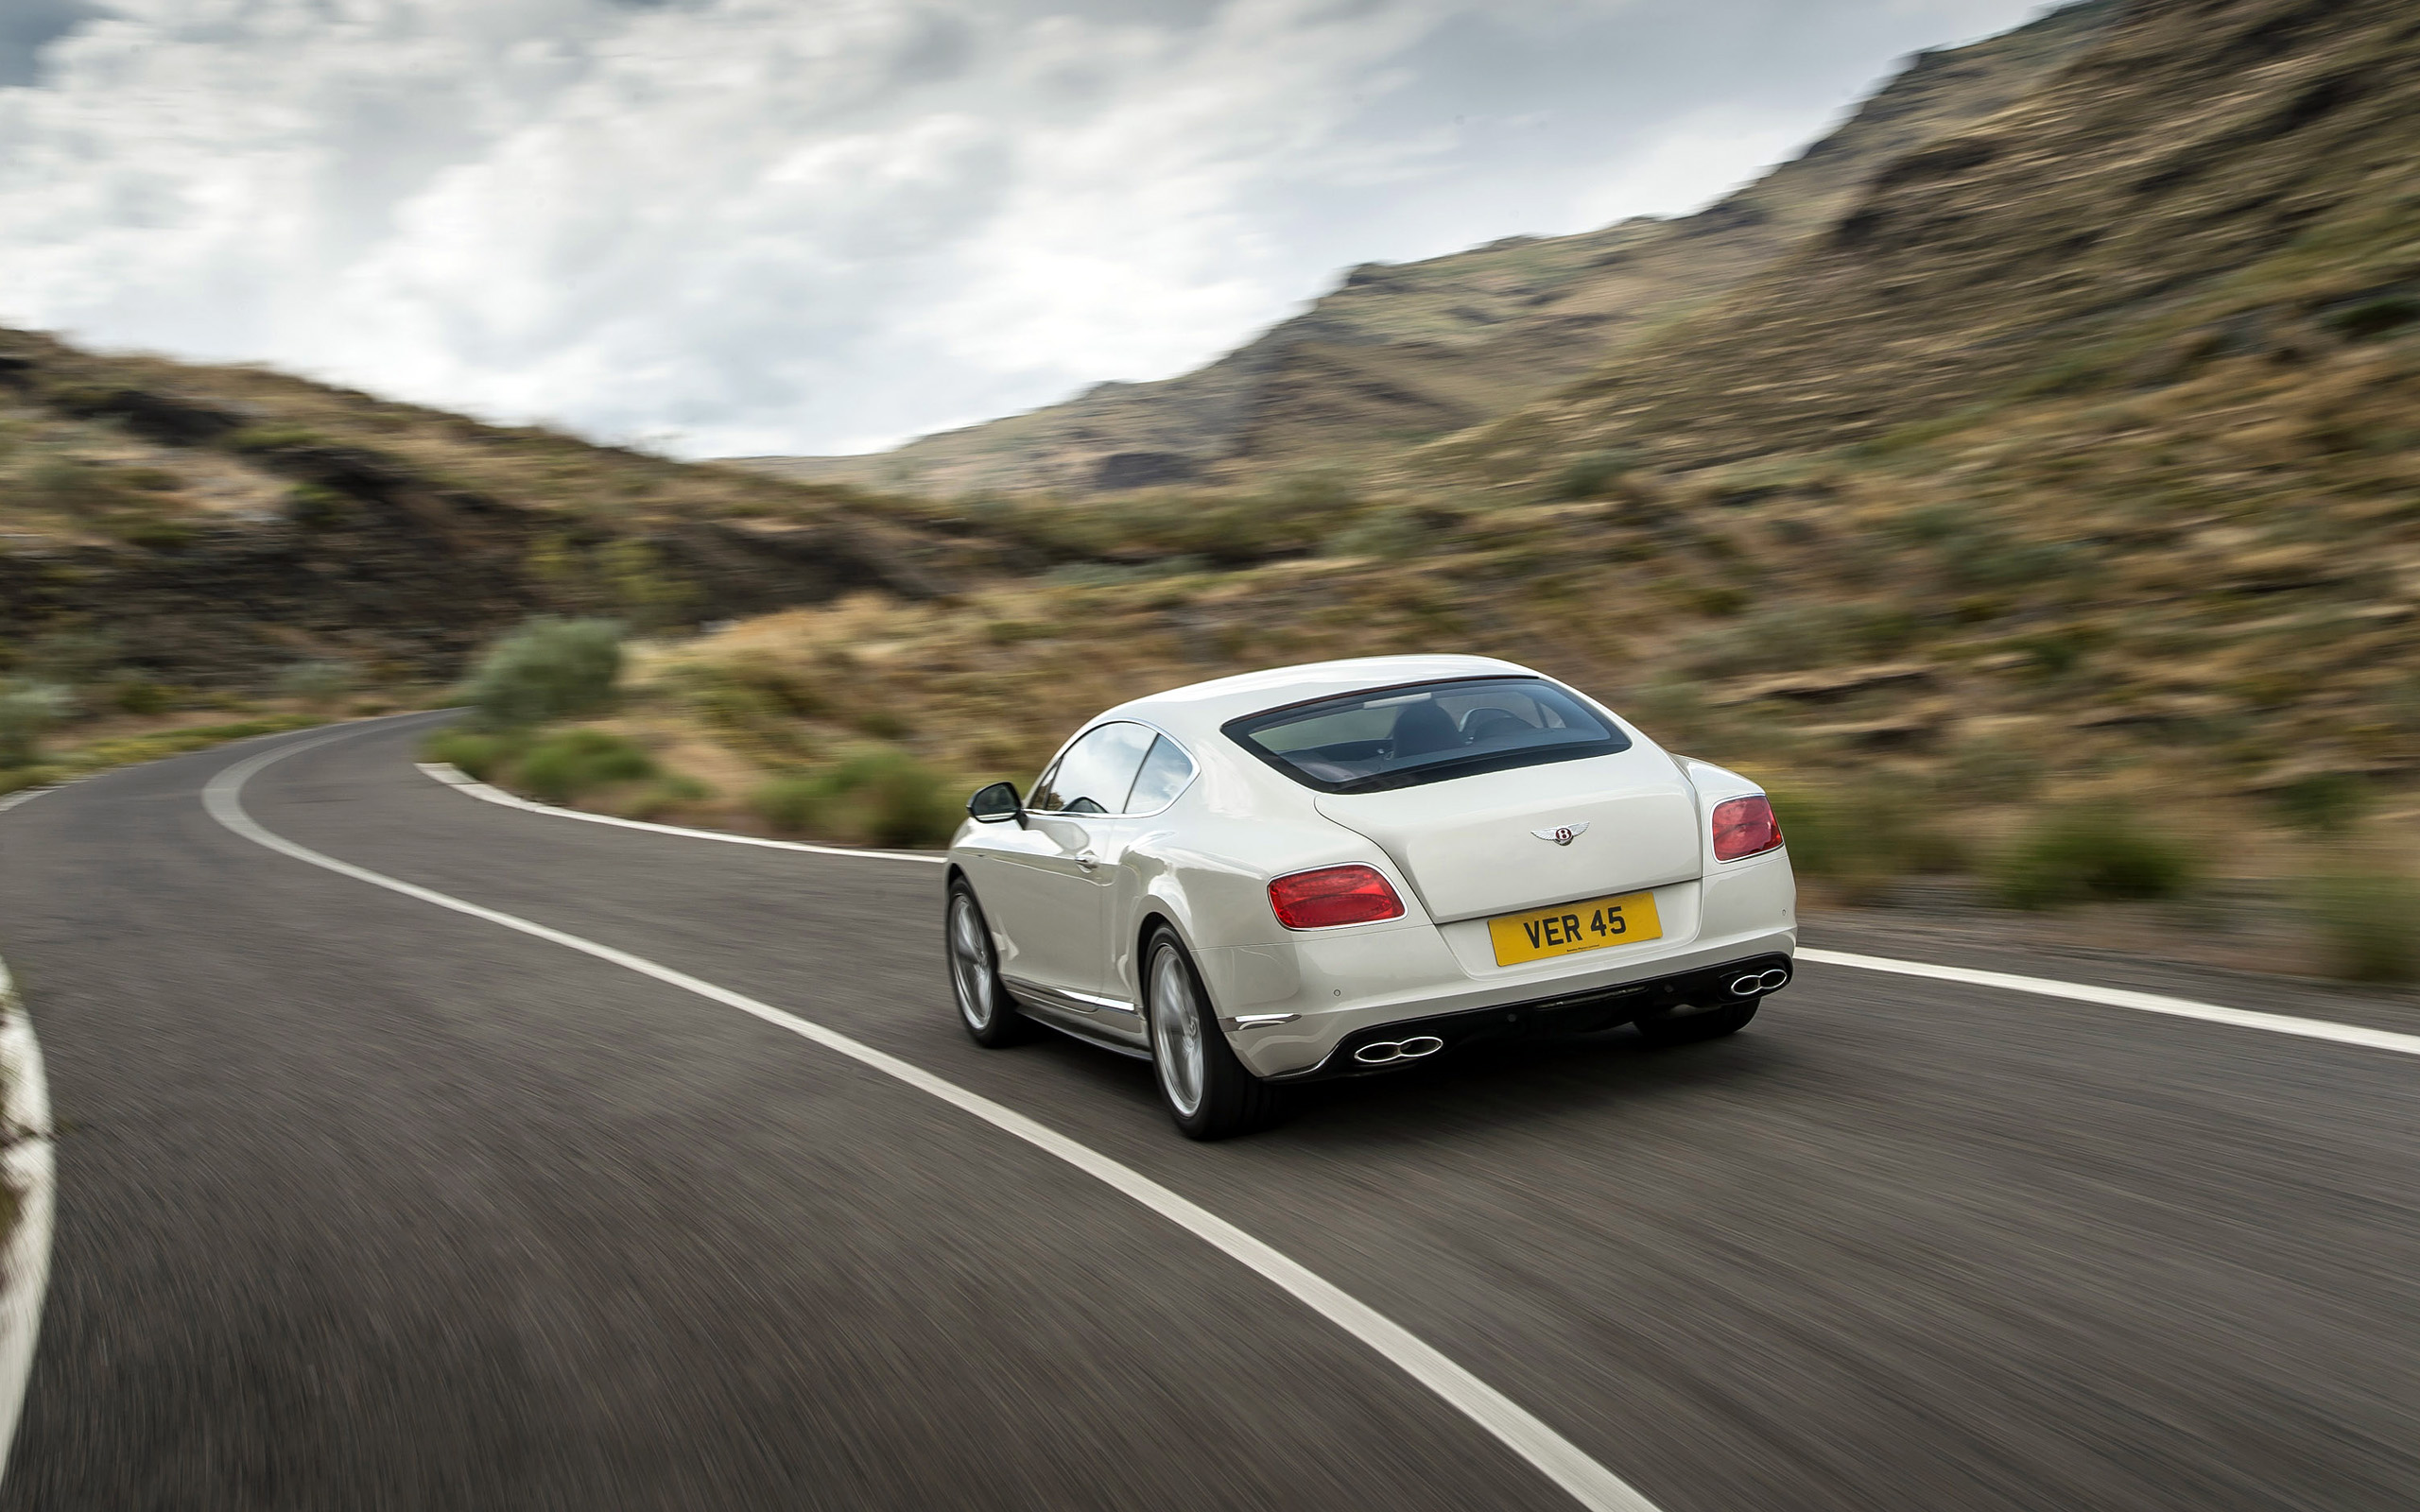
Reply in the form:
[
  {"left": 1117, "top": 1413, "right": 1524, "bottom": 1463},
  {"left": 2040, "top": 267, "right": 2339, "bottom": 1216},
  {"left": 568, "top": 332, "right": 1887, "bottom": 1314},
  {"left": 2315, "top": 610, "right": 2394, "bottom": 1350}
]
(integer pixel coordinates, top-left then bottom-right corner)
[
  {"left": 947, "top": 878, "right": 1033, "bottom": 1047},
  {"left": 1633, "top": 999, "right": 1758, "bottom": 1049},
  {"left": 1144, "top": 928, "right": 1285, "bottom": 1140}
]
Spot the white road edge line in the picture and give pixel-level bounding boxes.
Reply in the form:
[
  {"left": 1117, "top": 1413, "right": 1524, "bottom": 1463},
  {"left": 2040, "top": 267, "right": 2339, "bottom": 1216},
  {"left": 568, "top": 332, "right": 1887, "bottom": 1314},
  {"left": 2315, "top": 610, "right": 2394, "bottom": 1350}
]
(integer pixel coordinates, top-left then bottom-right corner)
[
  {"left": 411, "top": 756, "right": 2420, "bottom": 1063},
  {"left": 1797, "top": 948, "right": 2420, "bottom": 1058},
  {"left": 0, "top": 951, "right": 56, "bottom": 1487},
  {"left": 218, "top": 728, "right": 1661, "bottom": 1512},
  {"left": 415, "top": 763, "right": 947, "bottom": 865}
]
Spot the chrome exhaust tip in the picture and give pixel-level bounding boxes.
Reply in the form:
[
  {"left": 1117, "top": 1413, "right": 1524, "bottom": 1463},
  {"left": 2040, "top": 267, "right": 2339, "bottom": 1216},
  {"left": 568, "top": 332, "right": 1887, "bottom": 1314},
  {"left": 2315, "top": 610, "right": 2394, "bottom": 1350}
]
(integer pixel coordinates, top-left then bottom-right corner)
[
  {"left": 1354, "top": 1035, "right": 1445, "bottom": 1065},
  {"left": 1729, "top": 974, "right": 1764, "bottom": 997},
  {"left": 1758, "top": 967, "right": 1790, "bottom": 991}
]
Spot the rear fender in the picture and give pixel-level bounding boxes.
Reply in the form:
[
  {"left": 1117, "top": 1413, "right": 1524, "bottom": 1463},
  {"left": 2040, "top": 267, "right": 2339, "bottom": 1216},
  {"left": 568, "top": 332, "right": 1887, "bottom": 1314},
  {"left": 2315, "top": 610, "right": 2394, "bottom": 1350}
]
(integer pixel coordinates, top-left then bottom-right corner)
[{"left": 1114, "top": 819, "right": 1420, "bottom": 1018}]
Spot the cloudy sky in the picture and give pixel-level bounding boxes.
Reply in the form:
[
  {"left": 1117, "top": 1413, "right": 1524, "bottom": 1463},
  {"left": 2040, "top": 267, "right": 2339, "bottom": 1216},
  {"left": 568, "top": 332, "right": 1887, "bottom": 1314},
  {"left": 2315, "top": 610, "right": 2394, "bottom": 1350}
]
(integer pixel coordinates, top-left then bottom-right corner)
[{"left": 0, "top": 0, "right": 2053, "bottom": 457}]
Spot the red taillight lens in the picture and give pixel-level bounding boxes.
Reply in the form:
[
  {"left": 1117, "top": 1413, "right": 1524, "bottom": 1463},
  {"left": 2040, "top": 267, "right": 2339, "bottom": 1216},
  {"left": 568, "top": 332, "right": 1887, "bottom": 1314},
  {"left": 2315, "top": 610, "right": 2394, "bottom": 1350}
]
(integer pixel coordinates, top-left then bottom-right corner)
[
  {"left": 1711, "top": 796, "right": 1784, "bottom": 861},
  {"left": 1267, "top": 865, "right": 1407, "bottom": 930}
]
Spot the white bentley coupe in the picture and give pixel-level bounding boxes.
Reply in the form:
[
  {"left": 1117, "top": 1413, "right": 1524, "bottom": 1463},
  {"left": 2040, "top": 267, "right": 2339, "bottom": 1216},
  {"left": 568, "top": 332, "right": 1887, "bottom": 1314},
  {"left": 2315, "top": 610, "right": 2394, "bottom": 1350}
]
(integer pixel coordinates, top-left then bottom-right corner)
[{"left": 944, "top": 655, "right": 1796, "bottom": 1138}]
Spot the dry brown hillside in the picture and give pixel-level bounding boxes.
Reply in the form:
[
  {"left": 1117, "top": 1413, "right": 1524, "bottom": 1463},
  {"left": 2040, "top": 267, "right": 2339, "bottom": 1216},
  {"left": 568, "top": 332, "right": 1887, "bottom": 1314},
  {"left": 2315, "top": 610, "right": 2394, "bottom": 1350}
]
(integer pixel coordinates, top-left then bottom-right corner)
[
  {"left": 745, "top": 1, "right": 2115, "bottom": 497},
  {"left": 1445, "top": 0, "right": 2420, "bottom": 476},
  {"left": 0, "top": 329, "right": 966, "bottom": 689}
]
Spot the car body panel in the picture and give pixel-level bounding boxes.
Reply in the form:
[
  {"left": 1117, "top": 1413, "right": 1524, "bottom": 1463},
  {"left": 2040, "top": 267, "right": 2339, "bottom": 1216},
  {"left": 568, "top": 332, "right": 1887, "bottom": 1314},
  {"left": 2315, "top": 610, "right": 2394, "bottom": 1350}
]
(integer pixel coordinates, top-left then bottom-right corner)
[
  {"left": 1311, "top": 746, "right": 1703, "bottom": 922},
  {"left": 961, "top": 812, "right": 1115, "bottom": 999},
  {"left": 948, "top": 654, "right": 1797, "bottom": 1084}
]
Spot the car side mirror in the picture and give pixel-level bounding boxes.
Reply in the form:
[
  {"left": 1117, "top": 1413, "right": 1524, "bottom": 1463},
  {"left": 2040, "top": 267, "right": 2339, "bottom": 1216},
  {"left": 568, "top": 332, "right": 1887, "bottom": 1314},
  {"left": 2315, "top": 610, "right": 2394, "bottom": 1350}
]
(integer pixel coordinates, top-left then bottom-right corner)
[{"left": 968, "top": 781, "right": 1026, "bottom": 826}]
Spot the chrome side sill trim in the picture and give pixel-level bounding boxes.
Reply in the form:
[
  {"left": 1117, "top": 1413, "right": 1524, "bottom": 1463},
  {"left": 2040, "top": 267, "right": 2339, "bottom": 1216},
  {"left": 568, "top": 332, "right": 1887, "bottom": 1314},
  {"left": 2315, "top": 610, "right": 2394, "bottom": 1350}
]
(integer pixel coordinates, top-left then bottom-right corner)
[{"left": 1002, "top": 976, "right": 1139, "bottom": 1018}]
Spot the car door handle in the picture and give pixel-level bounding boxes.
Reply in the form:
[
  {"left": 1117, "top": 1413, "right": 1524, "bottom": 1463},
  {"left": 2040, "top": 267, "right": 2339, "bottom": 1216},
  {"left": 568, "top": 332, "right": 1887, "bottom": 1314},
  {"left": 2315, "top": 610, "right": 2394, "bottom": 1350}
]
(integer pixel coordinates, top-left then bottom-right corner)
[{"left": 1076, "top": 852, "right": 1099, "bottom": 871}]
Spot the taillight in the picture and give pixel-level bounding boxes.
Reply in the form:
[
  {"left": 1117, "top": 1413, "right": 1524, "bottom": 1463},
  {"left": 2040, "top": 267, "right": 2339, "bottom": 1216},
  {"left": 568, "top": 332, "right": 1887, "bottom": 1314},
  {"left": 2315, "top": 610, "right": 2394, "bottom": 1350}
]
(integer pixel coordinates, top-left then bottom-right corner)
[
  {"left": 1267, "top": 865, "right": 1407, "bottom": 930},
  {"left": 1711, "top": 796, "right": 1783, "bottom": 861}
]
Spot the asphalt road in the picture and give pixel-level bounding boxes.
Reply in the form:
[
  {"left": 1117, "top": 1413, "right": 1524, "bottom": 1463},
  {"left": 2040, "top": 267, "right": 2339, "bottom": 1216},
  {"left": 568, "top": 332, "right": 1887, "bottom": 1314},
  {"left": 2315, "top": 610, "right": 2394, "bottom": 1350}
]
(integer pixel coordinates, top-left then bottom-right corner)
[{"left": 0, "top": 715, "right": 2412, "bottom": 1510}]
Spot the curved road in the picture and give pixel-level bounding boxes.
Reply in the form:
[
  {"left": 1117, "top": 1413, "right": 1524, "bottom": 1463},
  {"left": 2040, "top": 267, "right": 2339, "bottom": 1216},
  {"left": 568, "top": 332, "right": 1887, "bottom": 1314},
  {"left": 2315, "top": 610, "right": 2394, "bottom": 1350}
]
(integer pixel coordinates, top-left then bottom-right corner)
[{"left": 0, "top": 716, "right": 2412, "bottom": 1509}]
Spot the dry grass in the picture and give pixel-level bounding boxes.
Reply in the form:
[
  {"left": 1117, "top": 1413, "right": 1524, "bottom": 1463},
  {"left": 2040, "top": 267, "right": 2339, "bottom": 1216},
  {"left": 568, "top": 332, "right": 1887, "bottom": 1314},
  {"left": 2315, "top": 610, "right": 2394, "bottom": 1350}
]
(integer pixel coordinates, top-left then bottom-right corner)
[{"left": 580, "top": 309, "right": 2420, "bottom": 933}]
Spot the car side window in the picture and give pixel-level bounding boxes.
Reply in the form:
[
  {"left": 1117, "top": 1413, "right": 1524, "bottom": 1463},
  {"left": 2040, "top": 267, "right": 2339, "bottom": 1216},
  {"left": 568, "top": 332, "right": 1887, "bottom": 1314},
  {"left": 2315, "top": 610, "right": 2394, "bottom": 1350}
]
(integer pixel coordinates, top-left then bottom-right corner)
[
  {"left": 1123, "top": 735, "right": 1196, "bottom": 814},
  {"left": 1028, "top": 721, "right": 1155, "bottom": 815}
]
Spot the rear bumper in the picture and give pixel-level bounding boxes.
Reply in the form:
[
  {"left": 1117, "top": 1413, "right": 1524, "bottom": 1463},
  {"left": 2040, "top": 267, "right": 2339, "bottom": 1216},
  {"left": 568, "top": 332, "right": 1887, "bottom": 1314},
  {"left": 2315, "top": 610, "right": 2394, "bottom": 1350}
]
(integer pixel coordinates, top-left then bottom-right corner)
[
  {"left": 1264, "top": 952, "right": 1793, "bottom": 1081},
  {"left": 1203, "top": 848, "right": 1796, "bottom": 1077}
]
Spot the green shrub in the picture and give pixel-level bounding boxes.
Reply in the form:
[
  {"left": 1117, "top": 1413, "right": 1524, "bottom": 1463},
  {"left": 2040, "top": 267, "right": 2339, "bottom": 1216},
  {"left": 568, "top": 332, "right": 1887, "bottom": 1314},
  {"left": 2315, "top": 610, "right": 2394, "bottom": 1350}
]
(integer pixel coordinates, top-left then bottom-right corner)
[
  {"left": 116, "top": 466, "right": 184, "bottom": 493},
  {"left": 2324, "top": 294, "right": 2420, "bottom": 342},
  {"left": 224, "top": 425, "right": 330, "bottom": 455},
  {"left": 0, "top": 765, "right": 61, "bottom": 798},
  {"left": 752, "top": 773, "right": 827, "bottom": 834},
  {"left": 460, "top": 618, "right": 623, "bottom": 727},
  {"left": 286, "top": 484, "right": 353, "bottom": 530},
  {"left": 597, "top": 539, "right": 698, "bottom": 630},
  {"left": 708, "top": 657, "right": 827, "bottom": 719},
  {"left": 1550, "top": 449, "right": 1637, "bottom": 501},
  {"left": 752, "top": 748, "right": 958, "bottom": 848},
  {"left": 2308, "top": 870, "right": 2419, "bottom": 983},
  {"left": 276, "top": 660, "right": 354, "bottom": 707},
  {"left": 0, "top": 681, "right": 70, "bottom": 766},
  {"left": 65, "top": 714, "right": 318, "bottom": 770},
  {"left": 2014, "top": 627, "right": 2097, "bottom": 679},
  {"left": 113, "top": 515, "right": 196, "bottom": 551},
  {"left": 1042, "top": 561, "right": 1147, "bottom": 590},
  {"left": 23, "top": 630, "right": 117, "bottom": 687},
  {"left": 420, "top": 728, "right": 518, "bottom": 782},
  {"left": 1771, "top": 784, "right": 1965, "bottom": 903},
  {"left": 26, "top": 458, "right": 121, "bottom": 513},
  {"left": 1991, "top": 805, "right": 2196, "bottom": 909},
  {"left": 514, "top": 729, "right": 655, "bottom": 803},
  {"left": 835, "top": 750, "right": 956, "bottom": 847},
  {"left": 994, "top": 474, "right": 1362, "bottom": 567},
  {"left": 1323, "top": 507, "right": 1434, "bottom": 560},
  {"left": 112, "top": 679, "right": 171, "bottom": 716},
  {"left": 2271, "top": 771, "right": 2369, "bottom": 833}
]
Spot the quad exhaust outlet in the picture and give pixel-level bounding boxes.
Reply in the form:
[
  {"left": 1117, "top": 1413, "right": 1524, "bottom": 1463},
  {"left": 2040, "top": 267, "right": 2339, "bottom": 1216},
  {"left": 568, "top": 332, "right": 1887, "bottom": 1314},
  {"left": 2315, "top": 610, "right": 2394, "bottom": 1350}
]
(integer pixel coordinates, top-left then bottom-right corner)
[
  {"left": 1353, "top": 1035, "right": 1444, "bottom": 1066},
  {"left": 1729, "top": 966, "right": 1790, "bottom": 998}
]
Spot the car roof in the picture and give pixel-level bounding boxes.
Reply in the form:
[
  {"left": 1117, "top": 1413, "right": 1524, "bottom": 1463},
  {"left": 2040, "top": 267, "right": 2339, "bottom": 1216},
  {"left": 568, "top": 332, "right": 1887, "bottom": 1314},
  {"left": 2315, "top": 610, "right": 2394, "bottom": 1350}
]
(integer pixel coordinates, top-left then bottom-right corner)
[{"left": 1099, "top": 654, "right": 1542, "bottom": 743}]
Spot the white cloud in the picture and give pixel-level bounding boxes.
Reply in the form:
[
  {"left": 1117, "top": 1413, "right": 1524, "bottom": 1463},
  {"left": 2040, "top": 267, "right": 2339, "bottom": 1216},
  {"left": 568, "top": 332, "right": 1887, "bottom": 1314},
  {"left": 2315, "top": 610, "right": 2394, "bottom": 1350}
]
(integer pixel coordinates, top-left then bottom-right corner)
[{"left": 0, "top": 0, "right": 2055, "bottom": 455}]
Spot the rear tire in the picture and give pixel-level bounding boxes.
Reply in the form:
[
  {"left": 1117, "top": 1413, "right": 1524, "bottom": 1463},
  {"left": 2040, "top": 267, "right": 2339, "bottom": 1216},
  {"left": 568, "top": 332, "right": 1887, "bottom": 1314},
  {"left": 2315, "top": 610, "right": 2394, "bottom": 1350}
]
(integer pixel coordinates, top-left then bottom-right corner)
[
  {"left": 1634, "top": 999, "right": 1758, "bottom": 1049},
  {"left": 947, "top": 877, "right": 1034, "bottom": 1047},
  {"left": 1144, "top": 927, "right": 1286, "bottom": 1140}
]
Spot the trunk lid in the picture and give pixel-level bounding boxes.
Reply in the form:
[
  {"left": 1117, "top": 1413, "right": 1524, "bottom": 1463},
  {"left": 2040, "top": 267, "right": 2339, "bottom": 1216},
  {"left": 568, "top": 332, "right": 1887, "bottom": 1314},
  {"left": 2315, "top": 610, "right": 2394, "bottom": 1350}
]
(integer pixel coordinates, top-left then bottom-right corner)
[{"left": 1313, "top": 748, "right": 1703, "bottom": 922}]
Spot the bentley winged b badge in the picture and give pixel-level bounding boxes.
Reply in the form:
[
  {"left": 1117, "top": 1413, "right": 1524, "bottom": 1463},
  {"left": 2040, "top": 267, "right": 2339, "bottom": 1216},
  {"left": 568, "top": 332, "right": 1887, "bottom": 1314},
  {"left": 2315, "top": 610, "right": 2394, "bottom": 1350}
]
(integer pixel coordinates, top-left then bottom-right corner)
[{"left": 1531, "top": 821, "right": 1590, "bottom": 847}]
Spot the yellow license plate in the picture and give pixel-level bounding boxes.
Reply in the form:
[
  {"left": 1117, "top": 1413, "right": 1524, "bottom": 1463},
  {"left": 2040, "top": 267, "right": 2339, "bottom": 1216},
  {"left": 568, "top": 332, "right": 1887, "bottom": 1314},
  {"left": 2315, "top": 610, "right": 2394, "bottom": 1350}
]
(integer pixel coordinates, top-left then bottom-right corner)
[{"left": 1488, "top": 890, "right": 1663, "bottom": 967}]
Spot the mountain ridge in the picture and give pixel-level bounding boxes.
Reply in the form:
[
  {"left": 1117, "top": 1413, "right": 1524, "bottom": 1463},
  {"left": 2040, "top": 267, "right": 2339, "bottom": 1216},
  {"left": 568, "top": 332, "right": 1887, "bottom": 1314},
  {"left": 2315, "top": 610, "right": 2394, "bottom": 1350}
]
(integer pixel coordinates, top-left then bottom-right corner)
[
  {"left": 740, "top": 1, "right": 2118, "bottom": 498},
  {"left": 1432, "top": 0, "right": 2420, "bottom": 481}
]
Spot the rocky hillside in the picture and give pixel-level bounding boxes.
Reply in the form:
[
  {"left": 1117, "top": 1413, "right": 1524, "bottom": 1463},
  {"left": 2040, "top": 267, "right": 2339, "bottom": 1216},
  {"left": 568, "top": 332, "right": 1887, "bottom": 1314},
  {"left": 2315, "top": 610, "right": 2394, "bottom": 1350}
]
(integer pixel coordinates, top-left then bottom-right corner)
[
  {"left": 1445, "top": 0, "right": 2420, "bottom": 475},
  {"left": 0, "top": 330, "right": 963, "bottom": 690},
  {"left": 745, "top": 1, "right": 2115, "bottom": 497}
]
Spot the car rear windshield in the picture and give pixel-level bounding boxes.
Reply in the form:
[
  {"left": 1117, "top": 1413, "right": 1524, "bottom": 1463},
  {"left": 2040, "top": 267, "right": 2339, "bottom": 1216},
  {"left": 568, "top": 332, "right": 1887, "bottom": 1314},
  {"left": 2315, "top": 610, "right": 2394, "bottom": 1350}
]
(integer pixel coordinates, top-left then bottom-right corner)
[{"left": 1222, "top": 677, "right": 1631, "bottom": 794}]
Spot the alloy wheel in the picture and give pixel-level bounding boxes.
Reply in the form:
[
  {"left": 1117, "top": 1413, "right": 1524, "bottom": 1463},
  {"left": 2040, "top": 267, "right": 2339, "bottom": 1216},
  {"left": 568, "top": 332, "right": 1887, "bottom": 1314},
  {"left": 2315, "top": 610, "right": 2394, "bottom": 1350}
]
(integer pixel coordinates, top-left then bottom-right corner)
[
  {"left": 1150, "top": 943, "right": 1205, "bottom": 1118},
  {"left": 948, "top": 893, "right": 994, "bottom": 1031}
]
